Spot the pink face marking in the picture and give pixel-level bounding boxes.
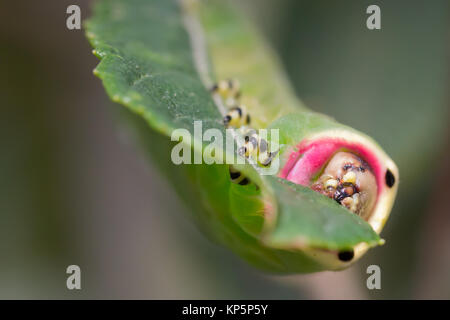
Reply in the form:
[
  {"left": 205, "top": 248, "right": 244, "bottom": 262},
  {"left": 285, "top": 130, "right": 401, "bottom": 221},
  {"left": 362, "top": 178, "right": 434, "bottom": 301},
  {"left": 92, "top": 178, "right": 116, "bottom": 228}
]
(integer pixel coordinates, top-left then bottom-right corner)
[{"left": 279, "top": 138, "right": 385, "bottom": 197}]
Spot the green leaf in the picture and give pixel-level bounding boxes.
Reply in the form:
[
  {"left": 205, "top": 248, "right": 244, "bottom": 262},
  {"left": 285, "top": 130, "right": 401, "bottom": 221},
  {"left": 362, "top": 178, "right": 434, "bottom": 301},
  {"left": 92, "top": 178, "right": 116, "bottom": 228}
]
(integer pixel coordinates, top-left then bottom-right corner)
[
  {"left": 85, "top": 0, "right": 382, "bottom": 273},
  {"left": 85, "top": 0, "right": 222, "bottom": 137},
  {"left": 264, "top": 177, "right": 380, "bottom": 251}
]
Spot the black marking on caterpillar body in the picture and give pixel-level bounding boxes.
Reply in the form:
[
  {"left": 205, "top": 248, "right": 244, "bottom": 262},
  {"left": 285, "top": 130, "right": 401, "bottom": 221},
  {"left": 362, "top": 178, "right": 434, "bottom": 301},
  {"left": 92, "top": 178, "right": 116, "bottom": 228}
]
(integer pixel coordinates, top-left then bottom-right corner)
[
  {"left": 338, "top": 250, "right": 354, "bottom": 262},
  {"left": 385, "top": 169, "right": 395, "bottom": 187},
  {"left": 229, "top": 166, "right": 250, "bottom": 185}
]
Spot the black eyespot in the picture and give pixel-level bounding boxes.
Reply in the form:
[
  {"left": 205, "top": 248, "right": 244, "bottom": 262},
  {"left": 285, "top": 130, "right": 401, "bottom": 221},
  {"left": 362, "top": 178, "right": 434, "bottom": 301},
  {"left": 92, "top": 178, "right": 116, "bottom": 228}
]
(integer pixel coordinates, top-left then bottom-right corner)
[
  {"left": 246, "top": 114, "right": 251, "bottom": 124},
  {"left": 229, "top": 170, "right": 241, "bottom": 180},
  {"left": 238, "top": 177, "right": 250, "bottom": 185},
  {"left": 210, "top": 84, "right": 218, "bottom": 92},
  {"left": 385, "top": 169, "right": 395, "bottom": 188},
  {"left": 338, "top": 250, "right": 354, "bottom": 262}
]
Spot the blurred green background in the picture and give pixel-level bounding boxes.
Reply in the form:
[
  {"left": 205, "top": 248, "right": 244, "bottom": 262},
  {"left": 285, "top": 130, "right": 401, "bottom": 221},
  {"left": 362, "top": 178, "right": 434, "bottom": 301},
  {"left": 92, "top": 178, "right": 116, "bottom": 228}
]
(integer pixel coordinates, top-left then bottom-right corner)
[{"left": 0, "top": 0, "right": 449, "bottom": 299}]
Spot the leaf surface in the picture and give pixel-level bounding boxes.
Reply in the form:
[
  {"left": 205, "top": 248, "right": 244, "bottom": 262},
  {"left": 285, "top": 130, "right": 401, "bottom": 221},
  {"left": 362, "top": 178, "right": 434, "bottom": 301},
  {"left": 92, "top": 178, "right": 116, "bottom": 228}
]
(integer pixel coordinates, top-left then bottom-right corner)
[{"left": 86, "top": 0, "right": 380, "bottom": 272}]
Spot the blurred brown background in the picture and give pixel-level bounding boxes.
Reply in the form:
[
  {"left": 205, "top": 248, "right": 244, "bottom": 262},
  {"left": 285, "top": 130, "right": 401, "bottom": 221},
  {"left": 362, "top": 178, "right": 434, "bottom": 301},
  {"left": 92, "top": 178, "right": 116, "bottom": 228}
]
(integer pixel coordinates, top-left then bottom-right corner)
[{"left": 0, "top": 0, "right": 449, "bottom": 299}]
